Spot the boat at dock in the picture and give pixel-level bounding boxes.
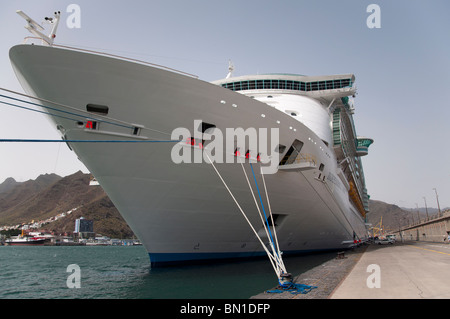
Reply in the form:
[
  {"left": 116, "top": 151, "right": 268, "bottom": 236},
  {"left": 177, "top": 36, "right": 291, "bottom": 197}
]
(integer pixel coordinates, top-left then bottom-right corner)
[
  {"left": 5, "top": 230, "right": 46, "bottom": 246},
  {"left": 8, "top": 10, "right": 373, "bottom": 266}
]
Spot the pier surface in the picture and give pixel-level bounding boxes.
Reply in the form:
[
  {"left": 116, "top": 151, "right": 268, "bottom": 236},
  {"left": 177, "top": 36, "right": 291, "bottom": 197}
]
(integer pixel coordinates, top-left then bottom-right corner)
[
  {"left": 253, "top": 241, "right": 450, "bottom": 299},
  {"left": 331, "top": 241, "right": 450, "bottom": 298}
]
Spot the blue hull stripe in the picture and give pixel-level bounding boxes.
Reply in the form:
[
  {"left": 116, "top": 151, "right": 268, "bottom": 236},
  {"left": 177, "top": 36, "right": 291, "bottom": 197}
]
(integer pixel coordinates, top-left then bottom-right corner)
[{"left": 148, "top": 248, "right": 343, "bottom": 267}]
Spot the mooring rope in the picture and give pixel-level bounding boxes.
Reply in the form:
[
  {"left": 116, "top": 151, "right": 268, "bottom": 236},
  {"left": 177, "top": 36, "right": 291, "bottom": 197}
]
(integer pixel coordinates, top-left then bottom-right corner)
[
  {"left": 239, "top": 162, "right": 274, "bottom": 252},
  {"left": 0, "top": 139, "right": 180, "bottom": 143},
  {"left": 203, "top": 150, "right": 294, "bottom": 284},
  {"left": 261, "top": 169, "right": 287, "bottom": 273},
  {"left": 203, "top": 151, "right": 281, "bottom": 276},
  {"left": 0, "top": 87, "right": 170, "bottom": 136},
  {"left": 0, "top": 92, "right": 134, "bottom": 130},
  {"left": 259, "top": 165, "right": 286, "bottom": 273}
]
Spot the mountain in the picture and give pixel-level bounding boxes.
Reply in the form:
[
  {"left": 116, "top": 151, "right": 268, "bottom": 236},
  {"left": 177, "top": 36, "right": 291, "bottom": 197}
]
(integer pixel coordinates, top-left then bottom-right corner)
[
  {"left": 0, "top": 172, "right": 134, "bottom": 238},
  {"left": 0, "top": 177, "right": 20, "bottom": 194},
  {"left": 0, "top": 173, "right": 62, "bottom": 215},
  {"left": 366, "top": 199, "right": 445, "bottom": 232},
  {"left": 366, "top": 200, "right": 411, "bottom": 232}
]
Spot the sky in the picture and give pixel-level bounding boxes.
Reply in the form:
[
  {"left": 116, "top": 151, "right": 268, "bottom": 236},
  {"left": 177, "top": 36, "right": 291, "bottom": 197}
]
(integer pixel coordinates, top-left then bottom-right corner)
[{"left": 0, "top": 0, "right": 449, "bottom": 209}]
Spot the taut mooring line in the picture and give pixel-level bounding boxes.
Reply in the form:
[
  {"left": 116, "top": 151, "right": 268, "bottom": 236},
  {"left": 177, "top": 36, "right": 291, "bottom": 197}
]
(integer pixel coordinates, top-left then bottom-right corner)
[{"left": 0, "top": 139, "right": 180, "bottom": 143}]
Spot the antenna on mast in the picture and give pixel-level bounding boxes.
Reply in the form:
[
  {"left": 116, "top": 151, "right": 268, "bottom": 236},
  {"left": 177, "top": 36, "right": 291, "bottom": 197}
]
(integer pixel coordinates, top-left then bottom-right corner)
[
  {"left": 17, "top": 10, "right": 61, "bottom": 46},
  {"left": 226, "top": 60, "right": 234, "bottom": 79}
]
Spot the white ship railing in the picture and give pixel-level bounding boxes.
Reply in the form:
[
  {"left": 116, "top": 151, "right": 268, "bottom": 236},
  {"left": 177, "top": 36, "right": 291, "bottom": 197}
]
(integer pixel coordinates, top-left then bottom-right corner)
[
  {"left": 292, "top": 153, "right": 317, "bottom": 166},
  {"left": 18, "top": 10, "right": 198, "bottom": 79},
  {"left": 21, "top": 37, "right": 198, "bottom": 79}
]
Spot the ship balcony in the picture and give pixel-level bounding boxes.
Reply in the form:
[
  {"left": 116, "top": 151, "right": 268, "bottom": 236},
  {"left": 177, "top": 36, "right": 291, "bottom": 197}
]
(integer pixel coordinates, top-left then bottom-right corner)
[
  {"left": 278, "top": 153, "right": 317, "bottom": 172},
  {"left": 356, "top": 137, "right": 374, "bottom": 157}
]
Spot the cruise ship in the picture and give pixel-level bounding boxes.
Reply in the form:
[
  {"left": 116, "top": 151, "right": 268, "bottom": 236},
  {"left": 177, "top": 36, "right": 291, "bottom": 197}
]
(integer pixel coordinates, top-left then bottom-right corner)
[{"left": 8, "top": 11, "right": 373, "bottom": 268}]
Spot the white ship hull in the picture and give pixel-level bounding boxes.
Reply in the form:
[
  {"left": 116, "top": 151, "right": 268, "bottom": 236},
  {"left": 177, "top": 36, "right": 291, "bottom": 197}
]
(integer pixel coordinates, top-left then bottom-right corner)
[
  {"left": 6, "top": 237, "right": 46, "bottom": 246},
  {"left": 10, "top": 44, "right": 367, "bottom": 266}
]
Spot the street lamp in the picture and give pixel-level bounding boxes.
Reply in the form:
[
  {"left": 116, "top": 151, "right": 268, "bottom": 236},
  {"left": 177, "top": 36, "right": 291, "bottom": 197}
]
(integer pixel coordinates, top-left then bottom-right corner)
[
  {"left": 416, "top": 203, "right": 420, "bottom": 224},
  {"left": 433, "top": 188, "right": 442, "bottom": 217},
  {"left": 423, "top": 197, "right": 429, "bottom": 220}
]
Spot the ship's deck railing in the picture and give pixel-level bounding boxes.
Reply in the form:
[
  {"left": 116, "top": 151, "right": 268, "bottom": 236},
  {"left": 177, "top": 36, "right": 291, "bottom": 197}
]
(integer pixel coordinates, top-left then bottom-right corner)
[
  {"left": 21, "top": 37, "right": 199, "bottom": 79},
  {"left": 292, "top": 153, "right": 317, "bottom": 166},
  {"left": 22, "top": 36, "right": 51, "bottom": 46}
]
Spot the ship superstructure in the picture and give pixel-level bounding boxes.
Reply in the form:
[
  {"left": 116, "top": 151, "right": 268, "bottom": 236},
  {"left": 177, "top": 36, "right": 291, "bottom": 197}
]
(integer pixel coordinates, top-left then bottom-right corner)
[{"left": 214, "top": 74, "right": 372, "bottom": 220}]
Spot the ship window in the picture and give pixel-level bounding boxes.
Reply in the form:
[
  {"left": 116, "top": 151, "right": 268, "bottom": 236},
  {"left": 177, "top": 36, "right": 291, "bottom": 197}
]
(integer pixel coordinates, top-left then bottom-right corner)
[
  {"left": 257, "top": 80, "right": 263, "bottom": 89},
  {"left": 286, "top": 110, "right": 297, "bottom": 116},
  {"left": 326, "top": 80, "right": 333, "bottom": 89},
  {"left": 272, "top": 80, "right": 279, "bottom": 89},
  {"left": 222, "top": 78, "right": 352, "bottom": 92},
  {"left": 286, "top": 81, "right": 293, "bottom": 90},
  {"left": 279, "top": 139, "right": 304, "bottom": 165},
  {"left": 86, "top": 104, "right": 109, "bottom": 115},
  {"left": 319, "top": 163, "right": 325, "bottom": 171}
]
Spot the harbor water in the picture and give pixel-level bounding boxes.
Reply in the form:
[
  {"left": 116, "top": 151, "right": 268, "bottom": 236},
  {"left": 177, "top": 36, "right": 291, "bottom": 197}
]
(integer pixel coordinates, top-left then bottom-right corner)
[{"left": 0, "top": 245, "right": 337, "bottom": 299}]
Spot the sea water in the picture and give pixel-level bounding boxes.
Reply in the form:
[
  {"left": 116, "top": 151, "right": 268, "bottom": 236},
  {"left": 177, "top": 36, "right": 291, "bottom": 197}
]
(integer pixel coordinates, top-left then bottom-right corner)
[{"left": 0, "top": 245, "right": 335, "bottom": 299}]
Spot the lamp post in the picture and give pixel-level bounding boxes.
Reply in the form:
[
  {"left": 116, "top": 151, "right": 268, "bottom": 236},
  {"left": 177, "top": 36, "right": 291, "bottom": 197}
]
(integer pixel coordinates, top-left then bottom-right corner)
[
  {"left": 423, "top": 197, "right": 429, "bottom": 220},
  {"left": 416, "top": 203, "right": 420, "bottom": 224},
  {"left": 433, "top": 188, "right": 442, "bottom": 217}
]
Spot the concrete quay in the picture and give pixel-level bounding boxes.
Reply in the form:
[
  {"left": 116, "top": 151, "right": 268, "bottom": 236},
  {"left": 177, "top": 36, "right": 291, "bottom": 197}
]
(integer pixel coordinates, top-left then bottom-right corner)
[
  {"left": 253, "top": 241, "right": 450, "bottom": 299},
  {"left": 331, "top": 241, "right": 450, "bottom": 299}
]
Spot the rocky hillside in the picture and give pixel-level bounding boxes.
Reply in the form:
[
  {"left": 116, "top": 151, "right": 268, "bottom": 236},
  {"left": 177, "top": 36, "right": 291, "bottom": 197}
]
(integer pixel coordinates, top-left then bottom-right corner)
[
  {"left": 366, "top": 200, "right": 411, "bottom": 232},
  {"left": 0, "top": 172, "right": 134, "bottom": 238},
  {"left": 366, "top": 199, "right": 444, "bottom": 232}
]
